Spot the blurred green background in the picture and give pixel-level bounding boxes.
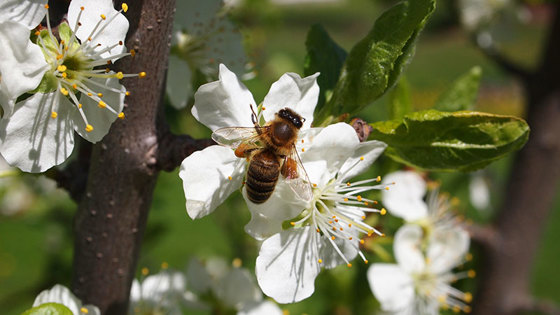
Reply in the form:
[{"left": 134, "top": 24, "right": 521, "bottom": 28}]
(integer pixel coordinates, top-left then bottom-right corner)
[{"left": 1, "top": 0, "right": 558, "bottom": 314}]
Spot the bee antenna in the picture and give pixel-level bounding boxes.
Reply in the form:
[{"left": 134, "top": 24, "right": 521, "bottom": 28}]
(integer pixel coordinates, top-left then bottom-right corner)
[{"left": 250, "top": 104, "right": 258, "bottom": 125}]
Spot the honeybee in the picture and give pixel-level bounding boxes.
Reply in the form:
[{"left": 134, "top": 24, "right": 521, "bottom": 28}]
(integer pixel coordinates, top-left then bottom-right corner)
[{"left": 212, "top": 106, "right": 313, "bottom": 204}]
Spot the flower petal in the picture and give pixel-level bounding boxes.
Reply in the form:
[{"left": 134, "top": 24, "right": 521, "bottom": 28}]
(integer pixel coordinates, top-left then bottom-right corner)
[
  {"left": 382, "top": 171, "right": 428, "bottom": 221},
  {"left": 256, "top": 227, "right": 321, "bottom": 303},
  {"left": 0, "top": 93, "right": 75, "bottom": 172},
  {"left": 0, "top": 0, "right": 47, "bottom": 29},
  {"left": 166, "top": 55, "right": 193, "bottom": 110},
  {"left": 174, "top": 0, "right": 223, "bottom": 32},
  {"left": 394, "top": 224, "right": 425, "bottom": 273},
  {"left": 0, "top": 21, "right": 48, "bottom": 102},
  {"left": 140, "top": 271, "right": 187, "bottom": 297},
  {"left": 238, "top": 300, "right": 283, "bottom": 315},
  {"left": 205, "top": 19, "right": 247, "bottom": 78},
  {"left": 262, "top": 72, "right": 319, "bottom": 129},
  {"left": 338, "top": 140, "right": 387, "bottom": 183},
  {"left": 32, "top": 284, "right": 83, "bottom": 315},
  {"left": 179, "top": 145, "right": 245, "bottom": 219},
  {"left": 192, "top": 64, "right": 256, "bottom": 131},
  {"left": 74, "top": 77, "right": 125, "bottom": 143},
  {"left": 301, "top": 123, "right": 359, "bottom": 186},
  {"left": 215, "top": 268, "right": 262, "bottom": 309},
  {"left": 244, "top": 211, "right": 284, "bottom": 241},
  {"left": 428, "top": 226, "right": 470, "bottom": 274},
  {"left": 68, "top": 0, "right": 129, "bottom": 60},
  {"left": 318, "top": 233, "right": 359, "bottom": 269},
  {"left": 367, "top": 263, "right": 414, "bottom": 312},
  {"left": 186, "top": 258, "right": 213, "bottom": 294}
]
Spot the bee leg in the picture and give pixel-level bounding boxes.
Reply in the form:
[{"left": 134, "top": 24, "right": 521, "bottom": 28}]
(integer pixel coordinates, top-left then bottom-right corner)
[
  {"left": 281, "top": 156, "right": 299, "bottom": 179},
  {"left": 235, "top": 143, "right": 257, "bottom": 158}
]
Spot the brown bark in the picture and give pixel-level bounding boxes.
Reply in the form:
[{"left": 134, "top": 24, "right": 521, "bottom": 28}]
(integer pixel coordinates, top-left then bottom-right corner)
[
  {"left": 472, "top": 4, "right": 560, "bottom": 315},
  {"left": 71, "top": 1, "right": 175, "bottom": 314}
]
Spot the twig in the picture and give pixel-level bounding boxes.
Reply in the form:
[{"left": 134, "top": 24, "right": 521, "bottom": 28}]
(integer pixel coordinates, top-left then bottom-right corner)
[{"left": 155, "top": 133, "right": 215, "bottom": 172}]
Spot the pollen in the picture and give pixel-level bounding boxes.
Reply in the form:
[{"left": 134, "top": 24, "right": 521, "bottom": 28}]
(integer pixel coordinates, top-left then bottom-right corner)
[
  {"left": 61, "top": 72, "right": 67, "bottom": 78},
  {"left": 80, "top": 307, "right": 89, "bottom": 314},
  {"left": 344, "top": 198, "right": 349, "bottom": 202},
  {"left": 97, "top": 93, "right": 103, "bottom": 97},
  {"left": 262, "top": 106, "right": 266, "bottom": 110},
  {"left": 44, "top": 4, "right": 49, "bottom": 9},
  {"left": 116, "top": 72, "right": 124, "bottom": 79},
  {"left": 139, "top": 71, "right": 147, "bottom": 78},
  {"left": 118, "top": 112, "right": 125, "bottom": 119},
  {"left": 98, "top": 101, "right": 107, "bottom": 108},
  {"left": 385, "top": 187, "right": 390, "bottom": 190},
  {"left": 125, "top": 91, "right": 131, "bottom": 96},
  {"left": 227, "top": 176, "right": 232, "bottom": 180},
  {"left": 357, "top": 195, "right": 362, "bottom": 201},
  {"left": 331, "top": 236, "right": 336, "bottom": 240},
  {"left": 466, "top": 253, "right": 473, "bottom": 261},
  {"left": 85, "top": 124, "right": 94, "bottom": 132},
  {"left": 376, "top": 176, "right": 381, "bottom": 182},
  {"left": 141, "top": 267, "right": 149, "bottom": 276},
  {"left": 347, "top": 182, "right": 351, "bottom": 186},
  {"left": 56, "top": 54, "right": 63, "bottom": 60},
  {"left": 80, "top": 6, "right": 84, "bottom": 10},
  {"left": 301, "top": 139, "right": 304, "bottom": 143},
  {"left": 72, "top": 84, "right": 78, "bottom": 89},
  {"left": 468, "top": 270, "right": 476, "bottom": 278},
  {"left": 60, "top": 88, "right": 69, "bottom": 96},
  {"left": 367, "top": 230, "right": 373, "bottom": 237},
  {"left": 161, "top": 261, "right": 169, "bottom": 269},
  {"left": 316, "top": 228, "right": 320, "bottom": 233},
  {"left": 51, "top": 111, "right": 58, "bottom": 119},
  {"left": 464, "top": 292, "right": 473, "bottom": 303},
  {"left": 34, "top": 30, "right": 40, "bottom": 36},
  {"left": 78, "top": 104, "right": 83, "bottom": 108},
  {"left": 364, "top": 202, "right": 369, "bottom": 206},
  {"left": 360, "top": 239, "right": 365, "bottom": 245},
  {"left": 290, "top": 222, "right": 295, "bottom": 226},
  {"left": 57, "top": 65, "right": 67, "bottom": 72},
  {"left": 301, "top": 148, "right": 305, "bottom": 152},
  {"left": 347, "top": 263, "right": 352, "bottom": 268},
  {"left": 318, "top": 259, "right": 322, "bottom": 264},
  {"left": 380, "top": 208, "right": 387, "bottom": 215},
  {"left": 122, "top": 3, "right": 129, "bottom": 12},
  {"left": 100, "top": 14, "right": 106, "bottom": 20},
  {"left": 360, "top": 156, "right": 364, "bottom": 161},
  {"left": 361, "top": 215, "right": 366, "bottom": 219}
]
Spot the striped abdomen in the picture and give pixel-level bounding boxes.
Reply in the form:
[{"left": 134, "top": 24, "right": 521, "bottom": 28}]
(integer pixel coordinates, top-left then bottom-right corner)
[{"left": 246, "top": 150, "right": 280, "bottom": 204}]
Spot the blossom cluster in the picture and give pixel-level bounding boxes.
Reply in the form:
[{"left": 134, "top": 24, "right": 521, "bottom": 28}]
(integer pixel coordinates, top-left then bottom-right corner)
[{"left": 0, "top": 0, "right": 142, "bottom": 172}]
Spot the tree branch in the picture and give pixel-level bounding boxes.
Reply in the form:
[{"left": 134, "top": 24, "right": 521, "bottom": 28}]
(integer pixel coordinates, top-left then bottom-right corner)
[
  {"left": 518, "top": 298, "right": 560, "bottom": 315},
  {"left": 155, "top": 133, "right": 214, "bottom": 172},
  {"left": 464, "top": 222, "right": 497, "bottom": 248}
]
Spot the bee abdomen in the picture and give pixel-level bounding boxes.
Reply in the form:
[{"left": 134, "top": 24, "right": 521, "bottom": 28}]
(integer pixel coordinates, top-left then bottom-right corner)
[{"left": 246, "top": 151, "right": 280, "bottom": 204}]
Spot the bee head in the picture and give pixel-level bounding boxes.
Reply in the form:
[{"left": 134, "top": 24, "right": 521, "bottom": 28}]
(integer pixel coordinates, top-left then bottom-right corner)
[{"left": 278, "top": 108, "right": 304, "bottom": 129}]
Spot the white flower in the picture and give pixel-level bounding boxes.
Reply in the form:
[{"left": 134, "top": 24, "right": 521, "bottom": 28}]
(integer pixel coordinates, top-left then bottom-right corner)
[
  {"left": 32, "top": 284, "right": 100, "bottom": 315},
  {"left": 251, "top": 123, "right": 387, "bottom": 303},
  {"left": 167, "top": 0, "right": 248, "bottom": 109},
  {"left": 129, "top": 269, "right": 187, "bottom": 315},
  {"left": 0, "top": 0, "right": 48, "bottom": 30},
  {"left": 0, "top": 0, "right": 141, "bottom": 172},
  {"left": 469, "top": 171, "right": 490, "bottom": 211},
  {"left": 458, "top": 0, "right": 510, "bottom": 31},
  {"left": 368, "top": 224, "right": 472, "bottom": 314},
  {"left": 179, "top": 64, "right": 319, "bottom": 219}
]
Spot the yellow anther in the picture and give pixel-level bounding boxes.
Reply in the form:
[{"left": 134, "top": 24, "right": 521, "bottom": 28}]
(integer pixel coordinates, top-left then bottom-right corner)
[
  {"left": 318, "top": 259, "right": 322, "bottom": 264},
  {"left": 60, "top": 88, "right": 69, "bottom": 96},
  {"left": 72, "top": 84, "right": 78, "bottom": 89},
  {"left": 346, "top": 182, "right": 351, "bottom": 186},
  {"left": 290, "top": 222, "right": 296, "bottom": 226},
  {"left": 385, "top": 187, "right": 390, "bottom": 190},
  {"left": 80, "top": 6, "right": 84, "bottom": 10},
  {"left": 364, "top": 260, "right": 369, "bottom": 264},
  {"left": 44, "top": 4, "right": 49, "bottom": 9},
  {"left": 360, "top": 156, "right": 364, "bottom": 161},
  {"left": 464, "top": 292, "right": 473, "bottom": 303},
  {"left": 88, "top": 37, "right": 92, "bottom": 41},
  {"left": 116, "top": 72, "right": 124, "bottom": 79},
  {"left": 332, "top": 227, "right": 336, "bottom": 231},
  {"left": 139, "top": 72, "right": 147, "bottom": 78},
  {"left": 51, "top": 111, "right": 58, "bottom": 119},
  {"left": 35, "top": 30, "right": 40, "bottom": 36},
  {"left": 125, "top": 91, "right": 131, "bottom": 96},
  {"left": 349, "top": 237, "right": 353, "bottom": 240},
  {"left": 344, "top": 198, "right": 349, "bottom": 202},
  {"left": 332, "top": 215, "right": 336, "bottom": 219},
  {"left": 262, "top": 106, "right": 266, "bottom": 110},
  {"left": 376, "top": 176, "right": 381, "bottom": 182},
  {"left": 57, "top": 65, "right": 67, "bottom": 72},
  {"left": 360, "top": 239, "right": 365, "bottom": 244},
  {"left": 80, "top": 307, "right": 89, "bottom": 314},
  {"left": 161, "top": 262, "right": 169, "bottom": 269},
  {"left": 347, "top": 263, "right": 352, "bottom": 268},
  {"left": 301, "top": 148, "right": 305, "bottom": 152},
  {"left": 62, "top": 72, "right": 67, "bottom": 78},
  {"left": 232, "top": 258, "right": 242, "bottom": 268},
  {"left": 364, "top": 202, "right": 369, "bottom": 206},
  {"left": 334, "top": 219, "right": 339, "bottom": 222},
  {"left": 301, "top": 139, "right": 304, "bottom": 143},
  {"left": 331, "top": 236, "right": 336, "bottom": 240},
  {"left": 130, "top": 49, "right": 136, "bottom": 57},
  {"left": 312, "top": 183, "right": 317, "bottom": 188},
  {"left": 464, "top": 306, "right": 472, "bottom": 313},
  {"left": 367, "top": 230, "right": 373, "bottom": 237},
  {"left": 380, "top": 208, "right": 387, "bottom": 215},
  {"left": 78, "top": 104, "right": 83, "bottom": 108},
  {"left": 348, "top": 223, "right": 352, "bottom": 227},
  {"left": 328, "top": 220, "right": 333, "bottom": 224},
  {"left": 357, "top": 195, "right": 362, "bottom": 201},
  {"left": 339, "top": 227, "right": 343, "bottom": 231},
  {"left": 361, "top": 215, "right": 366, "bottom": 220},
  {"left": 87, "top": 92, "right": 93, "bottom": 96},
  {"left": 316, "top": 228, "right": 320, "bottom": 233},
  {"left": 438, "top": 295, "right": 446, "bottom": 303},
  {"left": 466, "top": 253, "right": 473, "bottom": 261},
  {"left": 468, "top": 269, "right": 476, "bottom": 278},
  {"left": 141, "top": 267, "right": 149, "bottom": 276},
  {"left": 381, "top": 233, "right": 386, "bottom": 237},
  {"left": 105, "top": 68, "right": 110, "bottom": 73},
  {"left": 85, "top": 124, "right": 94, "bottom": 132},
  {"left": 98, "top": 101, "right": 107, "bottom": 108},
  {"left": 97, "top": 93, "right": 103, "bottom": 97},
  {"left": 118, "top": 112, "right": 125, "bottom": 119},
  {"left": 122, "top": 3, "right": 129, "bottom": 12},
  {"left": 100, "top": 14, "right": 106, "bottom": 20},
  {"left": 60, "top": 40, "right": 65, "bottom": 46},
  {"left": 227, "top": 176, "right": 232, "bottom": 180},
  {"left": 452, "top": 306, "right": 461, "bottom": 313}
]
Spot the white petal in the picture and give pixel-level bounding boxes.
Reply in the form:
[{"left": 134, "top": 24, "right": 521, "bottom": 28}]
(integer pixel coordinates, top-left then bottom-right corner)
[
  {"left": 68, "top": 0, "right": 129, "bottom": 60},
  {"left": 74, "top": 77, "right": 125, "bottom": 143},
  {"left": 129, "top": 279, "right": 141, "bottom": 301},
  {"left": 301, "top": 123, "right": 359, "bottom": 185},
  {"left": 185, "top": 258, "right": 214, "bottom": 294},
  {"left": 338, "top": 140, "right": 387, "bottom": 182},
  {"left": 382, "top": 171, "right": 428, "bottom": 221},
  {"left": 318, "top": 233, "right": 359, "bottom": 269},
  {"left": 394, "top": 224, "right": 425, "bottom": 273},
  {"left": 192, "top": 64, "right": 256, "bottom": 131},
  {"left": 0, "top": 0, "right": 47, "bottom": 29},
  {"left": 0, "top": 21, "right": 48, "bottom": 101},
  {"left": 166, "top": 55, "right": 193, "bottom": 110},
  {"left": 205, "top": 19, "right": 247, "bottom": 78},
  {"left": 244, "top": 211, "right": 284, "bottom": 241},
  {"left": 179, "top": 145, "right": 245, "bottom": 219},
  {"left": 32, "top": 284, "right": 82, "bottom": 314},
  {"left": 238, "top": 300, "right": 283, "bottom": 315},
  {"left": 256, "top": 227, "right": 321, "bottom": 303},
  {"left": 244, "top": 179, "right": 308, "bottom": 221},
  {"left": 0, "top": 93, "right": 75, "bottom": 172},
  {"left": 140, "top": 271, "right": 187, "bottom": 297},
  {"left": 367, "top": 264, "right": 415, "bottom": 312},
  {"left": 469, "top": 172, "right": 490, "bottom": 210},
  {"left": 427, "top": 226, "right": 470, "bottom": 274},
  {"left": 215, "top": 268, "right": 262, "bottom": 308},
  {"left": 174, "top": 0, "right": 223, "bottom": 32},
  {"left": 262, "top": 72, "right": 319, "bottom": 129}
]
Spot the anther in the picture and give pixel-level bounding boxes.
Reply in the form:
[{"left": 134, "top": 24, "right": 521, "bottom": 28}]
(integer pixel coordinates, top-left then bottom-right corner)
[
  {"left": 364, "top": 260, "right": 369, "bottom": 264},
  {"left": 51, "top": 111, "right": 58, "bottom": 119},
  {"left": 357, "top": 195, "right": 362, "bottom": 201},
  {"left": 316, "top": 228, "right": 320, "bottom": 233},
  {"left": 139, "top": 72, "right": 147, "bottom": 78},
  {"left": 141, "top": 267, "right": 149, "bottom": 276},
  {"left": 227, "top": 176, "right": 232, "bottom": 180},
  {"left": 161, "top": 262, "right": 169, "bottom": 269},
  {"left": 464, "top": 292, "right": 473, "bottom": 303},
  {"left": 344, "top": 198, "right": 349, "bottom": 202},
  {"left": 118, "top": 112, "right": 125, "bottom": 119},
  {"left": 72, "top": 84, "right": 78, "bottom": 89},
  {"left": 347, "top": 182, "right": 351, "bottom": 186},
  {"left": 347, "top": 263, "right": 352, "bottom": 268},
  {"left": 80, "top": 307, "right": 89, "bottom": 314},
  {"left": 78, "top": 104, "right": 83, "bottom": 108},
  {"left": 360, "top": 239, "right": 365, "bottom": 244},
  {"left": 57, "top": 65, "right": 67, "bottom": 72},
  {"left": 290, "top": 222, "right": 296, "bottom": 226},
  {"left": 301, "top": 148, "right": 305, "bottom": 152},
  {"left": 122, "top": 3, "right": 129, "bottom": 12},
  {"left": 376, "top": 176, "right": 381, "bottom": 182},
  {"left": 80, "top": 6, "right": 84, "bottom": 10},
  {"left": 100, "top": 14, "right": 106, "bottom": 20},
  {"left": 62, "top": 72, "right": 67, "bottom": 78},
  {"left": 119, "top": 41, "right": 123, "bottom": 45},
  {"left": 98, "top": 101, "right": 107, "bottom": 108},
  {"left": 116, "top": 72, "right": 124, "bottom": 79},
  {"left": 318, "top": 259, "right": 322, "bottom": 264},
  {"left": 130, "top": 49, "right": 136, "bottom": 57},
  {"left": 360, "top": 156, "right": 364, "bottom": 161},
  {"left": 34, "top": 30, "right": 40, "bottom": 36},
  {"left": 85, "top": 124, "right": 94, "bottom": 132},
  {"left": 380, "top": 208, "right": 387, "bottom": 215},
  {"left": 125, "top": 91, "right": 131, "bottom": 96},
  {"left": 44, "top": 4, "right": 49, "bottom": 9},
  {"left": 468, "top": 270, "right": 476, "bottom": 278},
  {"left": 60, "top": 88, "right": 69, "bottom": 96},
  {"left": 331, "top": 236, "right": 336, "bottom": 240},
  {"left": 97, "top": 93, "right": 103, "bottom": 97}
]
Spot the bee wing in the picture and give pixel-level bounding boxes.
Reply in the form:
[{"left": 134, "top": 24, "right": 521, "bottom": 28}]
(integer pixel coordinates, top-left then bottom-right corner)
[
  {"left": 283, "top": 144, "right": 313, "bottom": 202},
  {"left": 212, "top": 126, "right": 263, "bottom": 148}
]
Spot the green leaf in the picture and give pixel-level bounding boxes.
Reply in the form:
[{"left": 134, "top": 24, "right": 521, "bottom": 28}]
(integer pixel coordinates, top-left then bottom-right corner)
[
  {"left": 304, "top": 24, "right": 347, "bottom": 114},
  {"left": 370, "top": 109, "right": 530, "bottom": 172},
  {"left": 21, "top": 303, "right": 73, "bottom": 315},
  {"left": 388, "top": 76, "right": 411, "bottom": 120},
  {"left": 434, "top": 66, "right": 482, "bottom": 112},
  {"left": 326, "top": 0, "right": 436, "bottom": 117}
]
